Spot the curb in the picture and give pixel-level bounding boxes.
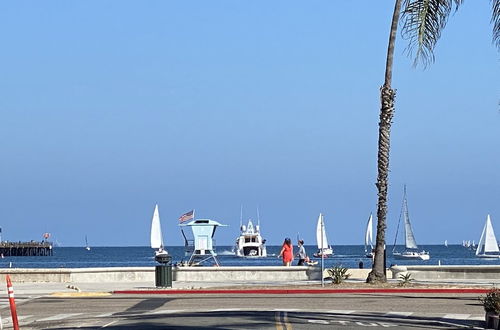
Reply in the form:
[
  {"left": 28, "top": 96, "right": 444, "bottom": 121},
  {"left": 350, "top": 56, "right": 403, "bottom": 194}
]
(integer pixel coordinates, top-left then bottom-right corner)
[{"left": 113, "top": 288, "right": 490, "bottom": 295}]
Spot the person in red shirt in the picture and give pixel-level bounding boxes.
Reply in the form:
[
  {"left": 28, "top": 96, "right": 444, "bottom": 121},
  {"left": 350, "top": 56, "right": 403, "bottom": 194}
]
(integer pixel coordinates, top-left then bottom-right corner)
[{"left": 278, "top": 237, "right": 293, "bottom": 266}]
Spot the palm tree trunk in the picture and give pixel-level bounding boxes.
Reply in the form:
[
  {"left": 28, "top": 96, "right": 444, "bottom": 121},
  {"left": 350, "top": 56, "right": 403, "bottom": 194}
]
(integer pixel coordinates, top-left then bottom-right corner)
[{"left": 367, "top": 0, "right": 402, "bottom": 284}]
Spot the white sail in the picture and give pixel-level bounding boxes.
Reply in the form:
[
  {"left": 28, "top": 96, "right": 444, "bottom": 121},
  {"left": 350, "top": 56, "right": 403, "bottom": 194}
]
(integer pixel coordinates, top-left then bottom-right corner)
[
  {"left": 403, "top": 196, "right": 418, "bottom": 249},
  {"left": 316, "top": 213, "right": 329, "bottom": 249},
  {"left": 476, "top": 214, "right": 499, "bottom": 256},
  {"left": 364, "top": 213, "right": 373, "bottom": 253},
  {"left": 150, "top": 204, "right": 164, "bottom": 249}
]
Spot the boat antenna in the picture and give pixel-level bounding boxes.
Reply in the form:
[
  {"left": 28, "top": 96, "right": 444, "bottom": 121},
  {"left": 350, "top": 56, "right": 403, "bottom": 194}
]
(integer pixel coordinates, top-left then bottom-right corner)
[
  {"left": 240, "top": 205, "right": 243, "bottom": 228},
  {"left": 256, "top": 206, "right": 260, "bottom": 227},
  {"left": 392, "top": 185, "right": 406, "bottom": 252}
]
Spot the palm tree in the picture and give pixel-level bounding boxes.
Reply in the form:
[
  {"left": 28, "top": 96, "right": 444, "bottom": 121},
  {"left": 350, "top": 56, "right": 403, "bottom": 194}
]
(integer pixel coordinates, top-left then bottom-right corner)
[{"left": 367, "top": 0, "right": 499, "bottom": 284}]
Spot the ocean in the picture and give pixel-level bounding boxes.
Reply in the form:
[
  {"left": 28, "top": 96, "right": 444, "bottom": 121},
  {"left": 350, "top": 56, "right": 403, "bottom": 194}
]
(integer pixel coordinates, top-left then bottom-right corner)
[{"left": 0, "top": 245, "right": 496, "bottom": 269}]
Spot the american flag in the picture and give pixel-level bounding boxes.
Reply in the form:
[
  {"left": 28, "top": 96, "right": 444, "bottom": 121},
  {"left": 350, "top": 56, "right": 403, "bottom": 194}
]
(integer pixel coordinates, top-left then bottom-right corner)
[{"left": 178, "top": 210, "right": 194, "bottom": 223}]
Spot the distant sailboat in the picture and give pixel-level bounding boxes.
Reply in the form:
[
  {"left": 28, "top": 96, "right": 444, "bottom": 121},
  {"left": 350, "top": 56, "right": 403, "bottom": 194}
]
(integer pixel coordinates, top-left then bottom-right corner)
[
  {"left": 85, "top": 235, "right": 90, "bottom": 251},
  {"left": 476, "top": 214, "right": 500, "bottom": 258},
  {"left": 313, "top": 213, "right": 333, "bottom": 257},
  {"left": 392, "top": 186, "right": 430, "bottom": 261},
  {"left": 150, "top": 204, "right": 168, "bottom": 258},
  {"left": 444, "top": 240, "right": 448, "bottom": 247},
  {"left": 364, "top": 213, "right": 374, "bottom": 258}
]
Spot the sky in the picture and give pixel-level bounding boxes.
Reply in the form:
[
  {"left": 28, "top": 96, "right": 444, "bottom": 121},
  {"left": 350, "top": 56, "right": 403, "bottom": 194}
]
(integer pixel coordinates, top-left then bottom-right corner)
[{"left": 0, "top": 1, "right": 498, "bottom": 247}]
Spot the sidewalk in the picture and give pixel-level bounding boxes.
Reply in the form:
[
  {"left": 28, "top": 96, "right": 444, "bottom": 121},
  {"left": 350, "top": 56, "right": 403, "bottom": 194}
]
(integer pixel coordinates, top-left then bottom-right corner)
[{"left": 4, "top": 277, "right": 499, "bottom": 297}]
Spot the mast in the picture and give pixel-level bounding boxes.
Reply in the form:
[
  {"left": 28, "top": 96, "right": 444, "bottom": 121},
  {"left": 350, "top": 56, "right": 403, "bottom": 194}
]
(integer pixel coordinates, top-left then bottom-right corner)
[
  {"left": 392, "top": 192, "right": 405, "bottom": 252},
  {"left": 240, "top": 205, "right": 243, "bottom": 228},
  {"left": 320, "top": 213, "right": 324, "bottom": 287}
]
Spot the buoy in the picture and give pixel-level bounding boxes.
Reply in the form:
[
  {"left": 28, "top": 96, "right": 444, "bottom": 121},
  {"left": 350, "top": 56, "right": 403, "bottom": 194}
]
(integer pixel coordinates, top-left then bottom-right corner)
[{"left": 6, "top": 275, "right": 19, "bottom": 330}]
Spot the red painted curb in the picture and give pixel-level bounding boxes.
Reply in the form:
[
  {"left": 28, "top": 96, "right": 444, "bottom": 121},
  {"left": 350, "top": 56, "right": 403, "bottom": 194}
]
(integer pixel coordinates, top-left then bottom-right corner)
[{"left": 113, "top": 288, "right": 490, "bottom": 295}]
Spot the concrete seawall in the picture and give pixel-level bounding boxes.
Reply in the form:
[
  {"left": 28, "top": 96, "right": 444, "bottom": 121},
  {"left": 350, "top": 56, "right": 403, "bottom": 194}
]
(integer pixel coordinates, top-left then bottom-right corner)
[
  {"left": 390, "top": 265, "right": 500, "bottom": 281},
  {"left": 0, "top": 267, "right": 155, "bottom": 283},
  {"left": 3, "top": 265, "right": 499, "bottom": 285},
  {"left": 0, "top": 266, "right": 323, "bottom": 283}
]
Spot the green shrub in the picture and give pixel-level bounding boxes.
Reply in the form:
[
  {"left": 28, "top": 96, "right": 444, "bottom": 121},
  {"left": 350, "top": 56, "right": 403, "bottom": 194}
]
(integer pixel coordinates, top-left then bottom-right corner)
[
  {"left": 327, "top": 265, "right": 351, "bottom": 284},
  {"left": 480, "top": 288, "right": 500, "bottom": 314},
  {"left": 398, "top": 273, "right": 414, "bottom": 287}
]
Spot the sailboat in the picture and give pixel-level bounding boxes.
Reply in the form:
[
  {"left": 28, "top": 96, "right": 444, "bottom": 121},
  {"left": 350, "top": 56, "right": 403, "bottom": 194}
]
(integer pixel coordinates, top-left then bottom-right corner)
[
  {"left": 475, "top": 214, "right": 500, "bottom": 258},
  {"left": 364, "top": 213, "right": 374, "bottom": 258},
  {"left": 392, "top": 186, "right": 430, "bottom": 261},
  {"left": 85, "top": 235, "right": 90, "bottom": 251},
  {"left": 313, "top": 213, "right": 333, "bottom": 257},
  {"left": 150, "top": 204, "right": 168, "bottom": 258}
]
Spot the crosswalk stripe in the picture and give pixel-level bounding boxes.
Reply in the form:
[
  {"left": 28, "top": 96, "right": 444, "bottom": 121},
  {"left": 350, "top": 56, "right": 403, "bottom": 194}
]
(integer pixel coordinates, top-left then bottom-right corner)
[{"left": 37, "top": 313, "right": 83, "bottom": 322}]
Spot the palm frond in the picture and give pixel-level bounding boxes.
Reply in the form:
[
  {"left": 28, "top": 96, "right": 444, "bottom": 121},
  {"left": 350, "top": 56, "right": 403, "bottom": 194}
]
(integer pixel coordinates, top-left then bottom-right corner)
[
  {"left": 493, "top": 0, "right": 500, "bottom": 49},
  {"left": 401, "top": 0, "right": 464, "bottom": 68}
]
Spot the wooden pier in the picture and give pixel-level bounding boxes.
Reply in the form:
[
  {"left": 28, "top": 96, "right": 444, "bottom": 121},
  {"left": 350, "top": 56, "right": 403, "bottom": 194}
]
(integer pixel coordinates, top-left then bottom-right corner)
[{"left": 0, "top": 241, "right": 53, "bottom": 256}]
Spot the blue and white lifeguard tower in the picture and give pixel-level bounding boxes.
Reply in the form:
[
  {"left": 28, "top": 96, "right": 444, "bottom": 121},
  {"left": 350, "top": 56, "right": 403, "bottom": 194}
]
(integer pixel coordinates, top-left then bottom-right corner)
[{"left": 180, "top": 218, "right": 227, "bottom": 266}]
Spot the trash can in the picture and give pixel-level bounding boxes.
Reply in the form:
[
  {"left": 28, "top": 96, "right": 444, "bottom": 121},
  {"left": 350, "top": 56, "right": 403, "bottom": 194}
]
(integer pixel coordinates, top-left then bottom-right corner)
[
  {"left": 155, "top": 254, "right": 172, "bottom": 287},
  {"left": 155, "top": 264, "right": 172, "bottom": 287}
]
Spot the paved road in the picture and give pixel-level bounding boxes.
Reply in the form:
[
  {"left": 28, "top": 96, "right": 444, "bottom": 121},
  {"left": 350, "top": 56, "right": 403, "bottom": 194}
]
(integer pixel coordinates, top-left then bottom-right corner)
[{"left": 0, "top": 293, "right": 486, "bottom": 329}]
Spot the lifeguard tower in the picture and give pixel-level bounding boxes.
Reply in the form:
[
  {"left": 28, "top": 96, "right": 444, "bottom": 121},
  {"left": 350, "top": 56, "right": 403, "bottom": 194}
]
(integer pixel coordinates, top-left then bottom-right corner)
[{"left": 180, "top": 219, "right": 227, "bottom": 266}]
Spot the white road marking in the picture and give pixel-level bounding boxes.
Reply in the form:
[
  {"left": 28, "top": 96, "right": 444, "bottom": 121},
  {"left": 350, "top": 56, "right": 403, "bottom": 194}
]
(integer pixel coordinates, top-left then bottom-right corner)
[
  {"left": 468, "top": 315, "right": 485, "bottom": 321},
  {"left": 101, "top": 320, "right": 117, "bottom": 328},
  {"left": 442, "top": 314, "right": 471, "bottom": 320},
  {"left": 209, "top": 308, "right": 243, "bottom": 312},
  {"left": 1, "top": 315, "right": 33, "bottom": 324},
  {"left": 147, "top": 309, "right": 186, "bottom": 315},
  {"left": 96, "top": 313, "right": 113, "bottom": 318},
  {"left": 37, "top": 313, "right": 82, "bottom": 322},
  {"left": 272, "top": 309, "right": 299, "bottom": 312},
  {"left": 325, "top": 310, "right": 355, "bottom": 314},
  {"left": 308, "top": 319, "right": 330, "bottom": 325},
  {"left": 356, "top": 321, "right": 382, "bottom": 326},
  {"left": 384, "top": 311, "right": 413, "bottom": 317}
]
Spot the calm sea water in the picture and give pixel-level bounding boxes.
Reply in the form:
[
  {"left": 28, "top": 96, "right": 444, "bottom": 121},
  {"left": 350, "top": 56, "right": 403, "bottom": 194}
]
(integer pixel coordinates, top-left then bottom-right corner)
[{"left": 0, "top": 245, "right": 496, "bottom": 269}]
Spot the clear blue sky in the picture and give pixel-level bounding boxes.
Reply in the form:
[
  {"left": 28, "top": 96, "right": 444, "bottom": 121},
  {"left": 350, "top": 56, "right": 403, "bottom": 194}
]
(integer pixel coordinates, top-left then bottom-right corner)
[{"left": 0, "top": 1, "right": 498, "bottom": 247}]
